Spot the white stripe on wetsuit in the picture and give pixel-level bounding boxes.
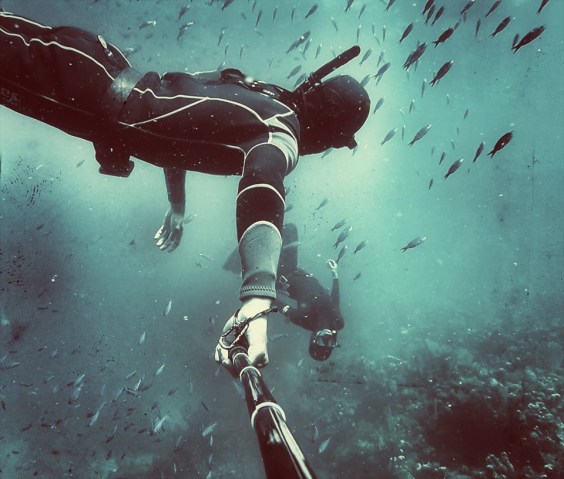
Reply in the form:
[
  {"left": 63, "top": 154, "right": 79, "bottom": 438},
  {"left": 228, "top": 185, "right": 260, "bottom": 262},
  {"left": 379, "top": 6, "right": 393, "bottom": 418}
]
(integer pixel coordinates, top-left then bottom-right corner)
[{"left": 237, "top": 184, "right": 285, "bottom": 207}]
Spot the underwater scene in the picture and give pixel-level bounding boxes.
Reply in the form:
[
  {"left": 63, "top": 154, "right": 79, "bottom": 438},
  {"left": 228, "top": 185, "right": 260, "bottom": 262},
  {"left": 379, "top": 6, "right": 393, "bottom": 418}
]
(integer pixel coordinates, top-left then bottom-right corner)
[{"left": 0, "top": 0, "right": 563, "bottom": 478}]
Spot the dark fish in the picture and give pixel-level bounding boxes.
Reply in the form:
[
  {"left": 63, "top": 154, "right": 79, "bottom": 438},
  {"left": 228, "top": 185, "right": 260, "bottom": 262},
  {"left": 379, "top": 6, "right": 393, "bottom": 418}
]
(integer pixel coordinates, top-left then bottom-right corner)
[
  {"left": 373, "top": 96, "right": 385, "bottom": 113},
  {"left": 217, "top": 29, "right": 225, "bottom": 46},
  {"left": 460, "top": 0, "right": 475, "bottom": 15},
  {"left": 403, "top": 43, "right": 427, "bottom": 70},
  {"left": 381, "top": 128, "right": 397, "bottom": 146},
  {"left": 475, "top": 19, "right": 481, "bottom": 38},
  {"left": 485, "top": 0, "right": 502, "bottom": 17},
  {"left": 430, "top": 61, "right": 453, "bottom": 86},
  {"left": 409, "top": 99, "right": 415, "bottom": 114},
  {"left": 537, "top": 0, "right": 550, "bottom": 14},
  {"left": 222, "top": 0, "right": 234, "bottom": 10},
  {"left": 331, "top": 219, "right": 347, "bottom": 231},
  {"left": 432, "top": 27, "right": 455, "bottom": 47},
  {"left": 272, "top": 6, "right": 278, "bottom": 22},
  {"left": 178, "top": 5, "right": 190, "bottom": 19},
  {"left": 444, "top": 159, "right": 464, "bottom": 180},
  {"left": 177, "top": 22, "right": 194, "bottom": 41},
  {"left": 76, "top": 159, "right": 85, "bottom": 168},
  {"left": 336, "top": 245, "right": 347, "bottom": 264},
  {"left": 401, "top": 125, "right": 405, "bottom": 141},
  {"left": 305, "top": 4, "right": 318, "bottom": 19},
  {"left": 488, "top": 132, "right": 513, "bottom": 157},
  {"left": 315, "top": 44, "right": 322, "bottom": 59},
  {"left": 287, "top": 31, "right": 311, "bottom": 53},
  {"left": 354, "top": 241, "right": 367, "bottom": 254},
  {"left": 432, "top": 6, "right": 444, "bottom": 25},
  {"left": 255, "top": 9, "right": 263, "bottom": 28},
  {"left": 421, "top": 79, "right": 427, "bottom": 98},
  {"left": 331, "top": 16, "right": 339, "bottom": 32},
  {"left": 316, "top": 198, "right": 329, "bottom": 210},
  {"left": 428, "top": 179, "right": 434, "bottom": 190},
  {"left": 377, "top": 50, "right": 385, "bottom": 66},
  {"left": 345, "top": 0, "right": 355, "bottom": 12},
  {"left": 385, "top": 0, "right": 396, "bottom": 11},
  {"left": 425, "top": 5, "right": 435, "bottom": 25},
  {"left": 401, "top": 236, "right": 426, "bottom": 252},
  {"left": 334, "top": 226, "right": 352, "bottom": 249},
  {"left": 291, "top": 6, "right": 296, "bottom": 22},
  {"left": 439, "top": 151, "right": 446, "bottom": 165},
  {"left": 512, "top": 26, "right": 545, "bottom": 52},
  {"left": 422, "top": 0, "right": 434, "bottom": 15},
  {"left": 473, "top": 142, "right": 485, "bottom": 162},
  {"left": 374, "top": 62, "right": 391, "bottom": 83},
  {"left": 382, "top": 26, "right": 386, "bottom": 42},
  {"left": 353, "top": 273, "right": 362, "bottom": 281},
  {"left": 359, "top": 48, "right": 373, "bottom": 65},
  {"left": 286, "top": 65, "right": 302, "bottom": 79},
  {"left": 399, "top": 23, "right": 414, "bottom": 44},
  {"left": 464, "top": 109, "right": 469, "bottom": 120},
  {"left": 409, "top": 125, "right": 432, "bottom": 146},
  {"left": 491, "top": 17, "right": 511, "bottom": 38},
  {"left": 358, "top": 4, "right": 366, "bottom": 19}
]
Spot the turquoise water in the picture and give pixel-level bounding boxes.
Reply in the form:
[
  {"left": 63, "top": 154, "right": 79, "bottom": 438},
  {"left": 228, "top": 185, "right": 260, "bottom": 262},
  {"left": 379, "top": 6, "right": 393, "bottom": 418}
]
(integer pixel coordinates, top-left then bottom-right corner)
[{"left": 1, "top": 0, "right": 562, "bottom": 478}]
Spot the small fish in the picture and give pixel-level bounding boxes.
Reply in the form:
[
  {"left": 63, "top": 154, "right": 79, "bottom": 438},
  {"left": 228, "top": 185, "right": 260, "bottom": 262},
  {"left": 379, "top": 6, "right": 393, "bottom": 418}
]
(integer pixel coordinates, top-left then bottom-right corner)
[
  {"left": 409, "top": 99, "right": 415, "bottom": 114},
  {"left": 358, "top": 4, "right": 366, "bottom": 19},
  {"left": 286, "top": 31, "right": 311, "bottom": 53},
  {"left": 377, "top": 50, "right": 385, "bottom": 67},
  {"left": 409, "top": 125, "right": 432, "bottom": 147},
  {"left": 269, "top": 333, "right": 288, "bottom": 343},
  {"left": 217, "top": 29, "right": 225, "bottom": 46},
  {"left": 222, "top": 0, "right": 234, "bottom": 10},
  {"left": 373, "top": 96, "right": 384, "bottom": 113},
  {"left": 315, "top": 43, "right": 322, "bottom": 58},
  {"left": 354, "top": 241, "right": 367, "bottom": 254},
  {"left": 125, "top": 370, "right": 137, "bottom": 381},
  {"left": 473, "top": 142, "right": 485, "bottom": 162},
  {"left": 425, "top": 5, "right": 435, "bottom": 25},
  {"left": 330, "top": 16, "right": 338, "bottom": 32},
  {"left": 422, "top": 0, "right": 434, "bottom": 15},
  {"left": 403, "top": 43, "right": 427, "bottom": 70},
  {"left": 331, "top": 219, "right": 347, "bottom": 231},
  {"left": 272, "top": 6, "right": 278, "bottom": 22},
  {"left": 345, "top": 0, "right": 355, "bottom": 12},
  {"left": 333, "top": 226, "right": 352, "bottom": 249},
  {"left": 167, "top": 388, "right": 177, "bottom": 396},
  {"left": 164, "top": 300, "right": 172, "bottom": 317},
  {"left": 512, "top": 34, "right": 520, "bottom": 50},
  {"left": 428, "top": 179, "right": 434, "bottom": 190},
  {"left": 460, "top": 0, "right": 475, "bottom": 15},
  {"left": 491, "top": 17, "right": 511, "bottom": 38},
  {"left": 311, "top": 423, "right": 319, "bottom": 442},
  {"left": 178, "top": 5, "right": 190, "bottom": 19},
  {"left": 255, "top": 9, "right": 263, "bottom": 28},
  {"left": 444, "top": 159, "right": 464, "bottom": 180},
  {"left": 319, "top": 437, "right": 331, "bottom": 453},
  {"left": 138, "top": 331, "right": 146, "bottom": 345},
  {"left": 202, "top": 422, "right": 218, "bottom": 437},
  {"left": 399, "top": 23, "right": 414, "bottom": 44},
  {"left": 488, "top": 132, "right": 513, "bottom": 157},
  {"left": 432, "top": 6, "right": 444, "bottom": 25},
  {"left": 21, "top": 423, "right": 33, "bottom": 432},
  {"left": 537, "top": 0, "right": 550, "bottom": 14},
  {"left": 297, "top": 357, "right": 304, "bottom": 367},
  {"left": 286, "top": 65, "right": 302, "bottom": 80},
  {"left": 401, "top": 236, "right": 426, "bottom": 252},
  {"left": 464, "top": 109, "right": 469, "bottom": 120},
  {"left": 305, "top": 4, "right": 318, "bottom": 19},
  {"left": 433, "top": 27, "right": 455, "bottom": 47},
  {"left": 381, "top": 128, "right": 397, "bottom": 146},
  {"left": 374, "top": 62, "right": 391, "bottom": 84},
  {"left": 336, "top": 245, "right": 347, "bottom": 264},
  {"left": 76, "top": 159, "right": 85, "bottom": 168},
  {"left": 150, "top": 415, "right": 168, "bottom": 435},
  {"left": 485, "top": 0, "right": 502, "bottom": 17},
  {"left": 139, "top": 20, "right": 156, "bottom": 29},
  {"left": 291, "top": 5, "right": 296, "bottom": 22},
  {"left": 475, "top": 19, "right": 481, "bottom": 38},
  {"left": 382, "top": 25, "right": 386, "bottom": 43},
  {"left": 401, "top": 125, "right": 405, "bottom": 141},
  {"left": 512, "top": 26, "right": 545, "bottom": 52},
  {"left": 353, "top": 272, "right": 362, "bottom": 281},
  {"left": 201, "top": 401, "right": 210, "bottom": 412},
  {"left": 359, "top": 48, "right": 372, "bottom": 65},
  {"left": 357, "top": 25, "right": 362, "bottom": 43},
  {"left": 177, "top": 22, "right": 194, "bottom": 41},
  {"left": 154, "top": 364, "right": 165, "bottom": 376},
  {"left": 385, "top": 0, "right": 396, "bottom": 12},
  {"left": 430, "top": 61, "right": 453, "bottom": 86},
  {"left": 360, "top": 74, "right": 371, "bottom": 87},
  {"left": 316, "top": 198, "right": 329, "bottom": 210}
]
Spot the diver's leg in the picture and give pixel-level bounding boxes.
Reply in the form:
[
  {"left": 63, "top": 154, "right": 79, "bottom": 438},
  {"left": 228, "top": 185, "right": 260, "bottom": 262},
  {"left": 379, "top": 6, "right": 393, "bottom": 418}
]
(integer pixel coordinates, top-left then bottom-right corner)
[{"left": 279, "top": 223, "right": 299, "bottom": 277}]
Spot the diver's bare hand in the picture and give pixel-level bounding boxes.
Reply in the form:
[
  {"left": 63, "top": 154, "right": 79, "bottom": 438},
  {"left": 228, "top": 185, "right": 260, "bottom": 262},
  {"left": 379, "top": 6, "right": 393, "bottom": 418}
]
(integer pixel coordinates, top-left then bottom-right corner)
[
  {"left": 154, "top": 205, "right": 184, "bottom": 252},
  {"left": 327, "top": 259, "right": 338, "bottom": 277},
  {"left": 215, "top": 297, "right": 271, "bottom": 374}
]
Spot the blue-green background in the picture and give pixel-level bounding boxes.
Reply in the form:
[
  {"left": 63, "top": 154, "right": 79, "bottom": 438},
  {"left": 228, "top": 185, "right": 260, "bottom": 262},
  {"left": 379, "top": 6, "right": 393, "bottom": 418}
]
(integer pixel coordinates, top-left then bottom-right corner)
[{"left": 1, "top": 1, "right": 562, "bottom": 478}]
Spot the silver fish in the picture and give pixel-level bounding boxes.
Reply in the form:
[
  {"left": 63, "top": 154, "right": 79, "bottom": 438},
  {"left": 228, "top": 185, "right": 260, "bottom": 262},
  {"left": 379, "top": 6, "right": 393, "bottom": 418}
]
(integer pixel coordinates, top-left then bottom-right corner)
[
  {"left": 336, "top": 244, "right": 347, "bottom": 264},
  {"left": 268, "top": 333, "right": 288, "bottom": 343},
  {"left": 139, "top": 20, "right": 156, "bottom": 29},
  {"left": 138, "top": 331, "right": 146, "bottom": 345},
  {"left": 202, "top": 422, "right": 218, "bottom": 437},
  {"left": 164, "top": 300, "right": 172, "bottom": 317},
  {"left": 473, "top": 142, "right": 485, "bottom": 162},
  {"left": 333, "top": 226, "right": 352, "bottom": 248},
  {"left": 401, "top": 236, "right": 426, "bottom": 252},
  {"left": 319, "top": 437, "right": 331, "bottom": 453},
  {"left": 150, "top": 415, "right": 168, "bottom": 435},
  {"left": 154, "top": 364, "right": 165, "bottom": 376}
]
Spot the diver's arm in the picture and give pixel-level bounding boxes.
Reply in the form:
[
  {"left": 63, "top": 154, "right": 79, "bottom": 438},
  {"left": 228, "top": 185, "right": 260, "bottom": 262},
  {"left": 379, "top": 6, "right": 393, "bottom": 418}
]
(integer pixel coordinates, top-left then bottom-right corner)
[
  {"left": 154, "top": 167, "right": 186, "bottom": 252},
  {"left": 328, "top": 259, "right": 340, "bottom": 307}
]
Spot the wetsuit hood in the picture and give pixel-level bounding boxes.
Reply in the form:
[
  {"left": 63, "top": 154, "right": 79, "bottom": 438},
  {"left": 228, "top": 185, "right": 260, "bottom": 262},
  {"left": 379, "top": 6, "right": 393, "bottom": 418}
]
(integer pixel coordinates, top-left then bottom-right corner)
[
  {"left": 309, "top": 329, "right": 337, "bottom": 361},
  {"left": 298, "top": 75, "right": 370, "bottom": 155}
]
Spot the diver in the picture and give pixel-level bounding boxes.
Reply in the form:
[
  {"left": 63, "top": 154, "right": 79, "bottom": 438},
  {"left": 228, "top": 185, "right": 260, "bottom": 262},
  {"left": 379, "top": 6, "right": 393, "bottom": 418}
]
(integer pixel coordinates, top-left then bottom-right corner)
[
  {"left": 277, "top": 223, "right": 344, "bottom": 361},
  {"left": 0, "top": 11, "right": 369, "bottom": 370}
]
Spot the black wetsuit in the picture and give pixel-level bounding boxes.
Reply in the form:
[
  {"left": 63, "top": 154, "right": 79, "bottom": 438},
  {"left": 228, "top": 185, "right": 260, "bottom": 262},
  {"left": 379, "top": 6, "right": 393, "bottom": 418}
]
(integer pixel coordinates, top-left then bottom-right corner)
[
  {"left": 278, "top": 224, "right": 344, "bottom": 332},
  {"left": 0, "top": 11, "right": 299, "bottom": 241}
]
